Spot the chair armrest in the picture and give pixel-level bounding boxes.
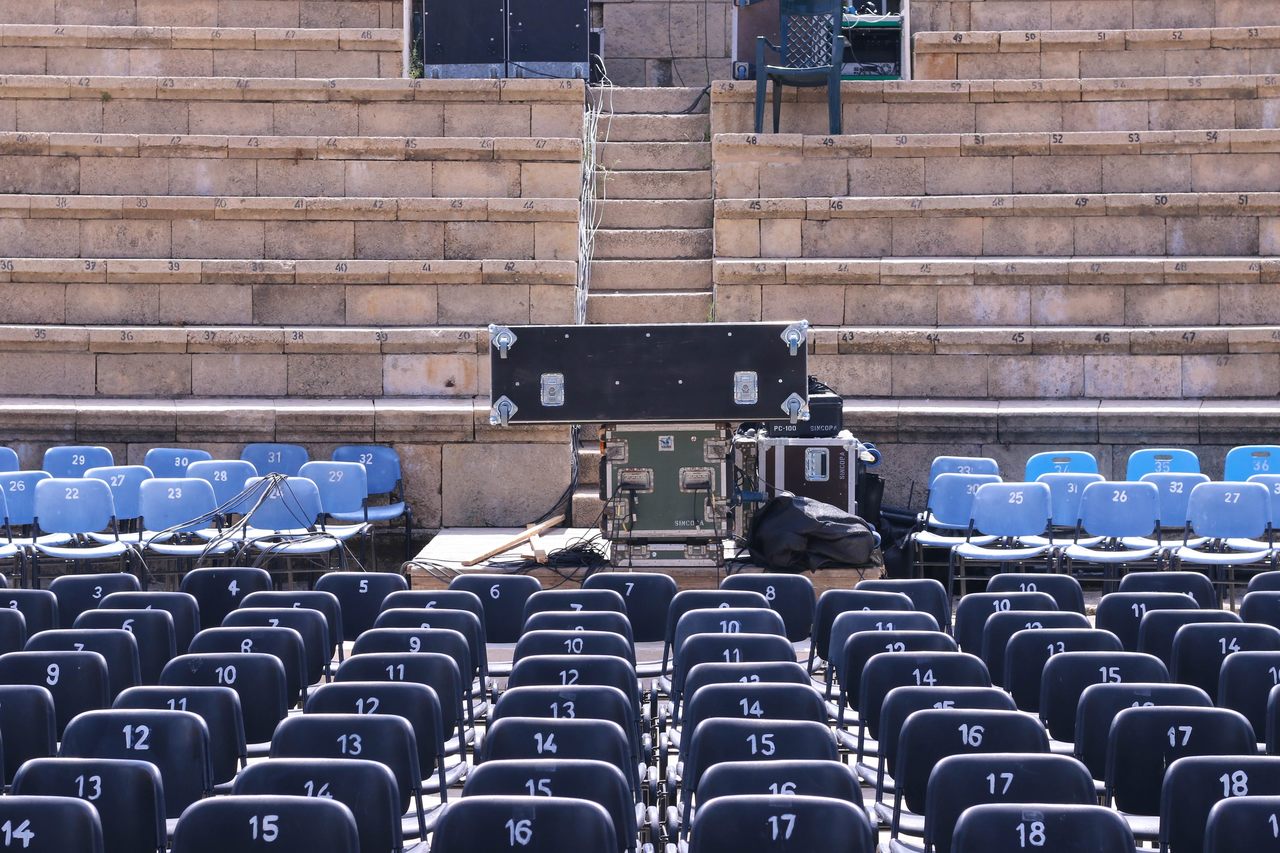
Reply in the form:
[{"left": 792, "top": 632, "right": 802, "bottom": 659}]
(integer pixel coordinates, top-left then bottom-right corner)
[{"left": 755, "top": 35, "right": 779, "bottom": 70}]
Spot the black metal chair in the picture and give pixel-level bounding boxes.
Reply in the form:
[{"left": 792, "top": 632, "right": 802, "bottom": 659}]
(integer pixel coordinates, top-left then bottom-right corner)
[{"left": 755, "top": 0, "right": 845, "bottom": 135}]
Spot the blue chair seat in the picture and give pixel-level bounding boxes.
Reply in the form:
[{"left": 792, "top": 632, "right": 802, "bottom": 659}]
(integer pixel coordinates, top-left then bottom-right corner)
[
  {"left": 1226, "top": 537, "right": 1280, "bottom": 552},
  {"left": 86, "top": 531, "right": 143, "bottom": 545},
  {"left": 914, "top": 531, "right": 997, "bottom": 549},
  {"left": 10, "top": 533, "right": 73, "bottom": 548},
  {"left": 332, "top": 502, "right": 406, "bottom": 524},
  {"left": 1174, "top": 545, "right": 1272, "bottom": 566},
  {"left": 1022, "top": 534, "right": 1104, "bottom": 548},
  {"left": 143, "top": 537, "right": 237, "bottom": 558},
  {"left": 249, "top": 538, "right": 341, "bottom": 557},
  {"left": 1122, "top": 535, "right": 1208, "bottom": 550},
  {"left": 35, "top": 540, "right": 131, "bottom": 560},
  {"left": 1062, "top": 543, "right": 1161, "bottom": 564},
  {"left": 0, "top": 543, "right": 20, "bottom": 559},
  {"left": 323, "top": 522, "right": 371, "bottom": 542},
  {"left": 952, "top": 542, "right": 1050, "bottom": 562}
]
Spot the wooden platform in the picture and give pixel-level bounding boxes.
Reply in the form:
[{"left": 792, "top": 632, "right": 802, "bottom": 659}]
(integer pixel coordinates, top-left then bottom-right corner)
[{"left": 404, "top": 527, "right": 882, "bottom": 592}]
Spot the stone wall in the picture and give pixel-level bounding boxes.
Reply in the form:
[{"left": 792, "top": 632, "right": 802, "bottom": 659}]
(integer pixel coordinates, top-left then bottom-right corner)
[{"left": 597, "top": 0, "right": 732, "bottom": 86}]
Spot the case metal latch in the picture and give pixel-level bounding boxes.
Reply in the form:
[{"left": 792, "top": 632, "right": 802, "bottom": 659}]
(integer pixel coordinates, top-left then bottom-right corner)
[
  {"left": 540, "top": 373, "right": 565, "bottom": 407},
  {"left": 781, "top": 392, "right": 809, "bottom": 424},
  {"left": 733, "top": 371, "right": 759, "bottom": 405},
  {"left": 781, "top": 321, "right": 809, "bottom": 356},
  {"left": 488, "top": 324, "right": 518, "bottom": 359},
  {"left": 489, "top": 396, "right": 518, "bottom": 426}
]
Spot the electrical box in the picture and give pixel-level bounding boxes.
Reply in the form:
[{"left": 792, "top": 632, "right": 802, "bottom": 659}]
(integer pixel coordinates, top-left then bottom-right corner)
[
  {"left": 508, "top": 0, "right": 591, "bottom": 79},
  {"left": 419, "top": 0, "right": 506, "bottom": 78}
]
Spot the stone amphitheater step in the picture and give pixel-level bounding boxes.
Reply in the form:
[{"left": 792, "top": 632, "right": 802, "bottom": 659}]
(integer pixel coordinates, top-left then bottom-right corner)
[
  {"left": 713, "top": 129, "right": 1279, "bottom": 198},
  {"left": 602, "top": 112, "right": 710, "bottom": 143},
  {"left": 0, "top": 24, "right": 401, "bottom": 77},
  {"left": 591, "top": 86, "right": 710, "bottom": 115},
  {"left": 570, "top": 486, "right": 605, "bottom": 527},
  {"left": 591, "top": 259, "right": 711, "bottom": 291},
  {"left": 593, "top": 227, "right": 712, "bottom": 260},
  {"left": 0, "top": 132, "right": 582, "bottom": 198},
  {"left": 597, "top": 199, "right": 711, "bottom": 229},
  {"left": 0, "top": 193, "right": 578, "bottom": 260},
  {"left": 0, "top": 258, "right": 577, "bottom": 325},
  {"left": 710, "top": 77, "right": 1280, "bottom": 135},
  {"left": 0, "top": 76, "right": 587, "bottom": 139},
  {"left": 713, "top": 257, "right": 1277, "bottom": 326},
  {"left": 585, "top": 290, "right": 713, "bottom": 324},
  {"left": 599, "top": 141, "right": 711, "bottom": 171},
  {"left": 914, "top": 26, "right": 1280, "bottom": 81},
  {"left": 598, "top": 169, "right": 711, "bottom": 201},
  {"left": 909, "top": 0, "right": 1280, "bottom": 34},
  {"left": 714, "top": 192, "right": 1276, "bottom": 259},
  {"left": 0, "top": 0, "right": 403, "bottom": 29}
]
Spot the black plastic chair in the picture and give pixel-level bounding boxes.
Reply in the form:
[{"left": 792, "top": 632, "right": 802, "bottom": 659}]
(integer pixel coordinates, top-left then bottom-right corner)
[
  {"left": 0, "top": 796, "right": 104, "bottom": 853},
  {"left": 753, "top": 0, "right": 844, "bottom": 135},
  {"left": 952, "top": 803, "right": 1135, "bottom": 853},
  {"left": 179, "top": 567, "right": 272, "bottom": 631},
  {"left": 189, "top": 626, "right": 308, "bottom": 707},
  {"left": 979, "top": 610, "right": 1090, "bottom": 683},
  {"left": 1004, "top": 628, "right": 1122, "bottom": 713},
  {"left": 431, "top": 796, "right": 613, "bottom": 853},
  {"left": 1137, "top": 608, "right": 1241, "bottom": 667},
  {"left": 689, "top": 794, "right": 873, "bottom": 853},
  {"left": 161, "top": 652, "right": 287, "bottom": 745},
  {"left": 827, "top": 610, "right": 942, "bottom": 700},
  {"left": 1120, "top": 570, "right": 1218, "bottom": 608},
  {"left": 1219, "top": 651, "right": 1280, "bottom": 738},
  {"left": 240, "top": 589, "right": 344, "bottom": 668},
  {"left": 74, "top": 608, "right": 176, "bottom": 685},
  {"left": 49, "top": 573, "right": 139, "bottom": 624},
  {"left": 834, "top": 628, "right": 955, "bottom": 723},
  {"left": 0, "top": 649, "right": 110, "bottom": 736},
  {"left": 1171, "top": 622, "right": 1280, "bottom": 700},
  {"left": 1074, "top": 683, "right": 1211, "bottom": 780},
  {"left": 315, "top": 572, "right": 407, "bottom": 641},
  {"left": 12, "top": 757, "right": 165, "bottom": 853},
  {"left": 695, "top": 758, "right": 860, "bottom": 807},
  {"left": 1095, "top": 592, "right": 1199, "bottom": 652},
  {"left": 583, "top": 571, "right": 677, "bottom": 643},
  {"left": 1205, "top": 794, "right": 1280, "bottom": 852},
  {"left": 448, "top": 574, "right": 541, "bottom": 644},
  {"left": 478, "top": 717, "right": 635, "bottom": 800},
  {"left": 0, "top": 684, "right": 56, "bottom": 783},
  {"left": 492, "top": 684, "right": 643, "bottom": 774},
  {"left": 114, "top": 684, "right": 246, "bottom": 786},
  {"left": 721, "top": 574, "right": 816, "bottom": 642},
  {"left": 811, "top": 589, "right": 913, "bottom": 670},
  {"left": 953, "top": 591, "right": 1059, "bottom": 656},
  {"left": 2, "top": 589, "right": 58, "bottom": 635},
  {"left": 26, "top": 628, "right": 140, "bottom": 699},
  {"left": 524, "top": 610, "right": 634, "bottom": 645},
  {"left": 522, "top": 588, "right": 626, "bottom": 623},
  {"left": 334, "top": 652, "right": 467, "bottom": 758},
  {"left": 1038, "top": 651, "right": 1168, "bottom": 743},
  {"left": 1159, "top": 755, "right": 1280, "bottom": 853},
  {"left": 856, "top": 578, "right": 950, "bottom": 631},
  {"left": 100, "top": 591, "right": 200, "bottom": 652},
  {"left": 986, "top": 572, "right": 1085, "bottom": 614},
  {"left": 170, "top": 795, "right": 360, "bottom": 853},
  {"left": 513, "top": 629, "right": 635, "bottom": 666},
  {"left": 223, "top": 607, "right": 329, "bottom": 689}
]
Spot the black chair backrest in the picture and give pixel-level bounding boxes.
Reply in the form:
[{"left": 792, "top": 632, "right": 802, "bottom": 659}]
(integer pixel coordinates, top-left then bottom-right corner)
[
  {"left": 858, "top": 652, "right": 992, "bottom": 739},
  {"left": 813, "top": 589, "right": 914, "bottom": 664},
  {"left": 721, "top": 574, "right": 816, "bottom": 642},
  {"left": 1120, "top": 570, "right": 1218, "bottom": 608},
  {"left": 478, "top": 717, "right": 633, "bottom": 795},
  {"left": 1106, "top": 705, "right": 1256, "bottom": 815},
  {"left": 1137, "top": 608, "right": 1242, "bottom": 667},
  {"left": 305, "top": 681, "right": 445, "bottom": 784},
  {"left": 223, "top": 607, "right": 329, "bottom": 689},
  {"left": 507, "top": 655, "right": 641, "bottom": 719},
  {"left": 895, "top": 709, "right": 1050, "bottom": 811},
  {"left": 1218, "top": 651, "right": 1280, "bottom": 737},
  {"left": 114, "top": 684, "right": 246, "bottom": 786},
  {"left": 462, "top": 759, "right": 636, "bottom": 853},
  {"left": 0, "top": 607, "right": 26, "bottom": 655},
  {"left": 1241, "top": 590, "right": 1280, "bottom": 632},
  {"left": 683, "top": 661, "right": 812, "bottom": 701},
  {"left": 373, "top": 608, "right": 485, "bottom": 683},
  {"left": 1172, "top": 622, "right": 1280, "bottom": 700},
  {"left": 26, "top": 628, "right": 140, "bottom": 698},
  {"left": 952, "top": 803, "right": 1135, "bottom": 853},
  {"left": 170, "top": 795, "right": 360, "bottom": 853},
  {"left": 351, "top": 627, "right": 473, "bottom": 695},
  {"left": 74, "top": 609, "right": 176, "bottom": 685},
  {"left": 583, "top": 571, "right": 677, "bottom": 643},
  {"left": 0, "top": 684, "right": 56, "bottom": 783},
  {"left": 514, "top": 630, "right": 634, "bottom": 666},
  {"left": 877, "top": 686, "right": 1017, "bottom": 778},
  {"left": 448, "top": 574, "right": 541, "bottom": 644},
  {"left": 829, "top": 611, "right": 941, "bottom": 693},
  {"left": 953, "top": 592, "right": 1059, "bottom": 655},
  {"left": 0, "top": 795, "right": 104, "bottom": 853},
  {"left": 777, "top": 0, "right": 844, "bottom": 68},
  {"left": 837, "top": 629, "right": 955, "bottom": 714},
  {"left": 1038, "top": 651, "right": 1169, "bottom": 742},
  {"left": 523, "top": 611, "right": 634, "bottom": 645},
  {"left": 161, "top": 652, "right": 287, "bottom": 745},
  {"left": 1205, "top": 794, "right": 1280, "bottom": 852},
  {"left": 1094, "top": 591, "right": 1200, "bottom": 652},
  {"left": 522, "top": 589, "right": 626, "bottom": 622},
  {"left": 233, "top": 758, "right": 401, "bottom": 853},
  {"left": 1004, "top": 628, "right": 1122, "bottom": 713},
  {"left": 189, "top": 626, "right": 307, "bottom": 707},
  {"left": 60, "top": 708, "right": 212, "bottom": 819},
  {"left": 664, "top": 590, "right": 770, "bottom": 668},
  {"left": 857, "top": 578, "right": 951, "bottom": 631},
  {"left": 381, "top": 590, "right": 487, "bottom": 645},
  {"left": 270, "top": 713, "right": 421, "bottom": 815},
  {"left": 239, "top": 590, "right": 343, "bottom": 662},
  {"left": 1, "top": 589, "right": 58, "bottom": 635},
  {"left": 431, "top": 796, "right": 614, "bottom": 853},
  {"left": 1074, "top": 682, "right": 1211, "bottom": 779},
  {"left": 673, "top": 608, "right": 787, "bottom": 653},
  {"left": 334, "top": 652, "right": 464, "bottom": 744},
  {"left": 50, "top": 574, "right": 139, "bottom": 624},
  {"left": 0, "top": 650, "right": 109, "bottom": 736},
  {"left": 687, "top": 794, "right": 874, "bottom": 853},
  {"left": 1160, "top": 755, "right": 1280, "bottom": 853},
  {"left": 684, "top": 683, "right": 826, "bottom": 743},
  {"left": 980, "top": 611, "right": 1090, "bottom": 683},
  {"left": 986, "top": 573, "right": 1085, "bottom": 614},
  {"left": 925, "top": 753, "right": 1096, "bottom": 853},
  {"left": 315, "top": 572, "right": 408, "bottom": 641},
  {"left": 672, "top": 633, "right": 796, "bottom": 717},
  {"left": 12, "top": 757, "right": 164, "bottom": 853},
  {"left": 180, "top": 568, "right": 272, "bottom": 631},
  {"left": 492, "top": 685, "right": 640, "bottom": 766},
  {"left": 100, "top": 592, "right": 200, "bottom": 652},
  {"left": 696, "top": 759, "right": 859, "bottom": 807}
]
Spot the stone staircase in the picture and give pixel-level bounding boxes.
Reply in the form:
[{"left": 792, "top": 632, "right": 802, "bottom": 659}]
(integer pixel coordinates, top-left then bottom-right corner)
[{"left": 587, "top": 86, "right": 714, "bottom": 324}]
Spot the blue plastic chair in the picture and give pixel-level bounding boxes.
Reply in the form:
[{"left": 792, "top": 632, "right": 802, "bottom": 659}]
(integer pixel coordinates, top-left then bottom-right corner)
[
  {"left": 1131, "top": 472, "right": 1212, "bottom": 549},
  {"left": 84, "top": 466, "right": 152, "bottom": 544},
  {"left": 753, "top": 0, "right": 845, "bottom": 136},
  {"left": 909, "top": 473, "right": 1001, "bottom": 577},
  {"left": 297, "top": 462, "right": 371, "bottom": 551},
  {"left": 43, "top": 446, "right": 113, "bottom": 479},
  {"left": 241, "top": 443, "right": 309, "bottom": 477},
  {"left": 1060, "top": 481, "right": 1163, "bottom": 590},
  {"left": 929, "top": 456, "right": 999, "bottom": 485},
  {"left": 1224, "top": 445, "right": 1280, "bottom": 481},
  {"left": 241, "top": 477, "right": 342, "bottom": 570},
  {"left": 950, "top": 482, "right": 1054, "bottom": 595},
  {"left": 1023, "top": 472, "right": 1105, "bottom": 548},
  {"left": 1173, "top": 481, "right": 1274, "bottom": 606},
  {"left": 0, "top": 490, "right": 23, "bottom": 583},
  {"left": 138, "top": 479, "right": 235, "bottom": 560},
  {"left": 332, "top": 445, "right": 412, "bottom": 560},
  {"left": 1234, "top": 475, "right": 1280, "bottom": 558},
  {"left": 30, "top": 478, "right": 134, "bottom": 586},
  {"left": 0, "top": 447, "right": 18, "bottom": 472},
  {"left": 1024, "top": 451, "right": 1098, "bottom": 481},
  {"left": 185, "top": 460, "right": 258, "bottom": 512},
  {"left": 143, "top": 447, "right": 213, "bottom": 477},
  {"left": 1, "top": 471, "right": 72, "bottom": 555},
  {"left": 1126, "top": 448, "right": 1200, "bottom": 480}
]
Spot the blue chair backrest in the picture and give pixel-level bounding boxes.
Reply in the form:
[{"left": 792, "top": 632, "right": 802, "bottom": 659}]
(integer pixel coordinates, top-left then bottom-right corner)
[
  {"left": 924, "top": 474, "right": 1002, "bottom": 530},
  {"left": 1225, "top": 445, "right": 1280, "bottom": 481},
  {"left": 970, "top": 482, "right": 1052, "bottom": 538},
  {"left": 1035, "top": 473, "right": 1104, "bottom": 527},
  {"left": 241, "top": 444, "right": 309, "bottom": 477},
  {"left": 35, "top": 478, "right": 116, "bottom": 534},
  {"left": 930, "top": 456, "right": 999, "bottom": 484},
  {"left": 185, "top": 460, "right": 258, "bottom": 509},
  {"left": 333, "top": 446, "right": 402, "bottom": 496},
  {"left": 143, "top": 448, "right": 213, "bottom": 477},
  {"left": 85, "top": 466, "right": 152, "bottom": 522},
  {"left": 1187, "top": 481, "right": 1272, "bottom": 540},
  {"left": 1024, "top": 451, "right": 1098, "bottom": 480},
  {"left": 0, "top": 448, "right": 18, "bottom": 472},
  {"left": 140, "top": 479, "right": 221, "bottom": 536},
  {"left": 1077, "top": 481, "right": 1161, "bottom": 539},
  {"left": 1126, "top": 448, "right": 1200, "bottom": 479},
  {"left": 243, "top": 477, "right": 323, "bottom": 532},
  {"left": 43, "top": 446, "right": 113, "bottom": 479},
  {"left": 0, "top": 471, "right": 47, "bottom": 525},
  {"left": 1250, "top": 475, "right": 1280, "bottom": 525},
  {"left": 1140, "top": 473, "right": 1210, "bottom": 528},
  {"left": 298, "top": 462, "right": 368, "bottom": 517}
]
